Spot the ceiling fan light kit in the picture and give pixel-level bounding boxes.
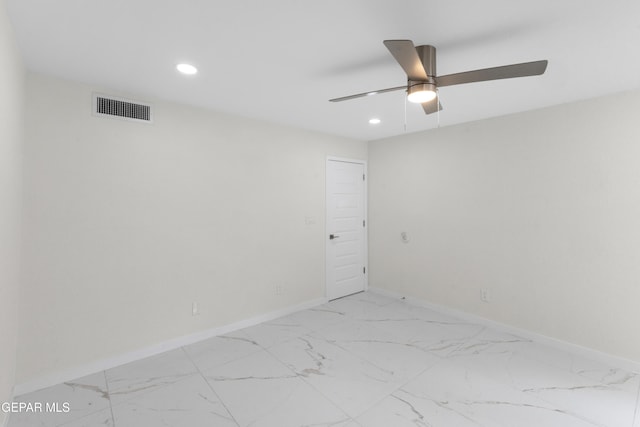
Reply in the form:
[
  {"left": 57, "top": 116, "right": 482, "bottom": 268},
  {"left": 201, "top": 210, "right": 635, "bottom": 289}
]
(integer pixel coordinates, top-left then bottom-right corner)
[
  {"left": 330, "top": 39, "right": 548, "bottom": 116},
  {"left": 407, "top": 82, "right": 437, "bottom": 103}
]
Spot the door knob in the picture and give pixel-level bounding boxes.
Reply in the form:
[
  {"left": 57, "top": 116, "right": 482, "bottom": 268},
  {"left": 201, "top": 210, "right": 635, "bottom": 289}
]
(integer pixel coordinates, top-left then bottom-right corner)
[{"left": 329, "top": 234, "right": 340, "bottom": 240}]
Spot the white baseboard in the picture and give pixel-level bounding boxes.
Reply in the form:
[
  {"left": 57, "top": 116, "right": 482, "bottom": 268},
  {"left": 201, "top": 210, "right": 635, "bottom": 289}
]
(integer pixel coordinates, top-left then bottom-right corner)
[
  {"left": 14, "top": 296, "right": 327, "bottom": 396},
  {"left": 369, "top": 287, "right": 640, "bottom": 374}
]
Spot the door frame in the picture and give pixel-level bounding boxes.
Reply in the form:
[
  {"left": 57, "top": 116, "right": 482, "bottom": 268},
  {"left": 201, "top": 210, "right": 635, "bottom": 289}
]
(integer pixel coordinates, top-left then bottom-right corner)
[{"left": 325, "top": 156, "right": 368, "bottom": 299}]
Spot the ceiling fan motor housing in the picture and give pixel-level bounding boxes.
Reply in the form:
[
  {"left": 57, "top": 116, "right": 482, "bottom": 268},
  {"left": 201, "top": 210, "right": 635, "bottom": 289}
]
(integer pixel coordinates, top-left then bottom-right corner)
[
  {"left": 408, "top": 44, "right": 438, "bottom": 101},
  {"left": 416, "top": 45, "right": 437, "bottom": 78}
]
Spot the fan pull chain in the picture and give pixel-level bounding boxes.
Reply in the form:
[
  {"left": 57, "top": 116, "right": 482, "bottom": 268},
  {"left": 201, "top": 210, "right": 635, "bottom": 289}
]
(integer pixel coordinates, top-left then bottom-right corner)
[
  {"left": 436, "top": 90, "right": 441, "bottom": 128},
  {"left": 403, "top": 95, "right": 407, "bottom": 132}
]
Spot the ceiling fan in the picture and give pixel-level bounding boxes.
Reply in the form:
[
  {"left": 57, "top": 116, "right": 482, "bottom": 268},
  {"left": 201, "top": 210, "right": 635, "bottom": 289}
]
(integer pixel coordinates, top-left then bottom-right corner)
[{"left": 329, "top": 40, "right": 548, "bottom": 114}]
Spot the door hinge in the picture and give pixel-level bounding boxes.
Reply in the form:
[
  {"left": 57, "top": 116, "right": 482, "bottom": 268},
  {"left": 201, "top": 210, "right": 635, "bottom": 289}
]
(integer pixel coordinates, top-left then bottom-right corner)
[
  {"left": 363, "top": 219, "right": 365, "bottom": 227},
  {"left": 363, "top": 174, "right": 365, "bottom": 181},
  {"left": 363, "top": 266, "right": 366, "bottom": 274}
]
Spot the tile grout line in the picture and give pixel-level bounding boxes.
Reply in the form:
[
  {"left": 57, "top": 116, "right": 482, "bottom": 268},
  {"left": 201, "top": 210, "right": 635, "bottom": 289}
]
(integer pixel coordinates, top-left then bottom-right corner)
[
  {"left": 103, "top": 370, "right": 116, "bottom": 427},
  {"left": 205, "top": 304, "right": 357, "bottom": 422},
  {"left": 313, "top": 299, "right": 472, "bottom": 417},
  {"left": 179, "top": 346, "right": 241, "bottom": 427},
  {"left": 310, "top": 298, "right": 445, "bottom": 419},
  {"left": 263, "top": 298, "right": 392, "bottom": 419},
  {"left": 351, "top": 363, "right": 436, "bottom": 421},
  {"left": 262, "top": 338, "right": 355, "bottom": 424},
  {"left": 262, "top": 307, "right": 444, "bottom": 422}
]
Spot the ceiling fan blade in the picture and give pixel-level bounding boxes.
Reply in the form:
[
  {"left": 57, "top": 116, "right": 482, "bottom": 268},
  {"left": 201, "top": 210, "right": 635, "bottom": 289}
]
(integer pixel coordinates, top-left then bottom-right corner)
[
  {"left": 435, "top": 60, "right": 548, "bottom": 87},
  {"left": 383, "top": 40, "right": 428, "bottom": 81},
  {"left": 329, "top": 85, "right": 406, "bottom": 102},
  {"left": 422, "top": 98, "right": 443, "bottom": 115}
]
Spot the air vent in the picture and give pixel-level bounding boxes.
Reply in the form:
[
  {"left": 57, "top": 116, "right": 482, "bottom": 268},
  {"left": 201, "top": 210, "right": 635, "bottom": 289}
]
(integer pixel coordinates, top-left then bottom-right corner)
[{"left": 92, "top": 93, "right": 153, "bottom": 123}]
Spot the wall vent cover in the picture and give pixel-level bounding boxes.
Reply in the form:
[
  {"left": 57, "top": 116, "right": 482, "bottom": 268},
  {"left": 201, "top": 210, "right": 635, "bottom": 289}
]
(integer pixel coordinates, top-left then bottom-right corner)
[{"left": 92, "top": 93, "right": 153, "bottom": 123}]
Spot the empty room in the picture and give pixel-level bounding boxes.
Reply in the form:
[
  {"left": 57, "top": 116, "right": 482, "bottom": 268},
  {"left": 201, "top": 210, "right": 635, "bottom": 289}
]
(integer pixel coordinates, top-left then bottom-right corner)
[{"left": 2, "top": 1, "right": 640, "bottom": 426}]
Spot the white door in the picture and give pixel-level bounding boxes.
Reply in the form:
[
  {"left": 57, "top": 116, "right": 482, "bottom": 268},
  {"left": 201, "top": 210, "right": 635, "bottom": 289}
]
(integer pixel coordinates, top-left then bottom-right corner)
[{"left": 326, "top": 159, "right": 366, "bottom": 300}]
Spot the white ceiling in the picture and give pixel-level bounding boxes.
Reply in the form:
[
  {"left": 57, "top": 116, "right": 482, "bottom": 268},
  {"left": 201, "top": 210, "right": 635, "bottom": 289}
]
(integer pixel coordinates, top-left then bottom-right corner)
[{"left": 6, "top": 0, "right": 640, "bottom": 141}]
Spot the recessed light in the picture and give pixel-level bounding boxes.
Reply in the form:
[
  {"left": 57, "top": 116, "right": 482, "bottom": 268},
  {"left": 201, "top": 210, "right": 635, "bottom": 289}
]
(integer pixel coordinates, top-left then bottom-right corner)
[
  {"left": 176, "top": 63, "right": 198, "bottom": 75},
  {"left": 369, "top": 118, "right": 381, "bottom": 125}
]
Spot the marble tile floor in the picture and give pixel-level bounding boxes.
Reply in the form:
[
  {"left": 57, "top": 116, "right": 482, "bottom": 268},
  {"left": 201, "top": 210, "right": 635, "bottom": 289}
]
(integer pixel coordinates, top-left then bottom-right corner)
[{"left": 8, "top": 291, "right": 640, "bottom": 427}]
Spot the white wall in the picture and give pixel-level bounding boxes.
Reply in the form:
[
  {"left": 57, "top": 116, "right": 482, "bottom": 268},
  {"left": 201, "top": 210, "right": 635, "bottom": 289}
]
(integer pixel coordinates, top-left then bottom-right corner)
[
  {"left": 18, "top": 73, "right": 366, "bottom": 385},
  {"left": 0, "top": 0, "right": 24, "bottom": 423},
  {"left": 369, "top": 90, "right": 640, "bottom": 363}
]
